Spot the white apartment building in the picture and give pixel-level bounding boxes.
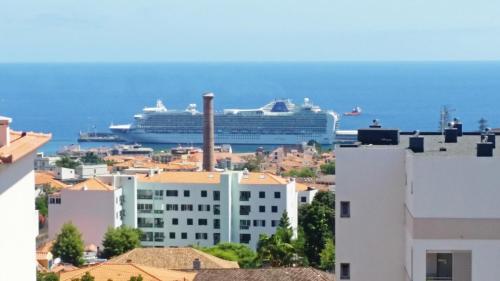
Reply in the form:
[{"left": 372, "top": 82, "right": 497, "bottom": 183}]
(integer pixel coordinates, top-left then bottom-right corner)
[
  {"left": 336, "top": 125, "right": 500, "bottom": 281},
  {"left": 0, "top": 116, "right": 51, "bottom": 281},
  {"left": 76, "top": 164, "right": 109, "bottom": 179},
  {"left": 48, "top": 177, "right": 124, "bottom": 248},
  {"left": 49, "top": 171, "right": 298, "bottom": 250}
]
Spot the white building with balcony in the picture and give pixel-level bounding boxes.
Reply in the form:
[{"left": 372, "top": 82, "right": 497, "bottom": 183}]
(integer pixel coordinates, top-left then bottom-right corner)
[
  {"left": 336, "top": 125, "right": 500, "bottom": 281},
  {"left": 0, "top": 116, "right": 51, "bottom": 281}
]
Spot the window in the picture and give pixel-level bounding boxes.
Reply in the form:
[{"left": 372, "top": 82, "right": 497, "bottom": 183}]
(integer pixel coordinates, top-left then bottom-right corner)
[
  {"left": 240, "top": 220, "right": 251, "bottom": 230},
  {"left": 213, "top": 190, "right": 220, "bottom": 201},
  {"left": 198, "top": 204, "right": 210, "bottom": 211},
  {"left": 181, "top": 232, "right": 188, "bottom": 239},
  {"left": 239, "top": 234, "right": 251, "bottom": 244},
  {"left": 240, "top": 205, "right": 251, "bottom": 215},
  {"left": 240, "top": 191, "right": 251, "bottom": 201},
  {"left": 141, "top": 232, "right": 153, "bottom": 242},
  {"left": 172, "top": 218, "right": 178, "bottom": 225},
  {"left": 138, "top": 204, "right": 153, "bottom": 213},
  {"left": 154, "top": 218, "right": 164, "bottom": 228},
  {"left": 198, "top": 219, "right": 208, "bottom": 226},
  {"left": 213, "top": 205, "right": 221, "bottom": 215},
  {"left": 259, "top": 206, "right": 265, "bottom": 213},
  {"left": 166, "top": 204, "right": 178, "bottom": 211},
  {"left": 154, "top": 232, "right": 164, "bottom": 242},
  {"left": 49, "top": 197, "right": 61, "bottom": 204},
  {"left": 138, "top": 190, "right": 153, "bottom": 200},
  {"left": 169, "top": 232, "right": 176, "bottom": 239},
  {"left": 138, "top": 217, "right": 153, "bottom": 228},
  {"left": 259, "top": 191, "right": 265, "bottom": 198},
  {"left": 187, "top": 218, "right": 193, "bottom": 225},
  {"left": 201, "top": 190, "right": 207, "bottom": 197},
  {"left": 271, "top": 206, "right": 278, "bottom": 213},
  {"left": 195, "top": 233, "right": 208, "bottom": 240},
  {"left": 253, "top": 220, "right": 266, "bottom": 227},
  {"left": 184, "top": 190, "right": 190, "bottom": 197},
  {"left": 154, "top": 190, "right": 163, "bottom": 198},
  {"left": 300, "top": 196, "right": 307, "bottom": 203},
  {"left": 214, "top": 219, "right": 220, "bottom": 229},
  {"left": 271, "top": 220, "right": 279, "bottom": 227},
  {"left": 340, "top": 201, "right": 350, "bottom": 218},
  {"left": 181, "top": 204, "right": 193, "bottom": 211},
  {"left": 274, "top": 192, "right": 281, "bottom": 199},
  {"left": 166, "top": 190, "right": 178, "bottom": 197},
  {"left": 340, "top": 263, "right": 350, "bottom": 279},
  {"left": 213, "top": 233, "right": 221, "bottom": 245}
]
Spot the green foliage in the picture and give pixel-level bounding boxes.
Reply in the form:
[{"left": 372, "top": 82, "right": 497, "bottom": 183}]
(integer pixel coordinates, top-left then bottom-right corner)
[
  {"left": 102, "top": 226, "right": 142, "bottom": 259},
  {"left": 283, "top": 167, "right": 316, "bottom": 178},
  {"left": 81, "top": 152, "right": 104, "bottom": 164},
  {"left": 37, "top": 272, "right": 60, "bottom": 281},
  {"left": 298, "top": 191, "right": 335, "bottom": 267},
  {"left": 319, "top": 239, "right": 335, "bottom": 271},
  {"left": 80, "top": 272, "right": 95, "bottom": 281},
  {"left": 56, "top": 156, "right": 80, "bottom": 169},
  {"left": 319, "top": 162, "right": 335, "bottom": 175},
  {"left": 242, "top": 156, "right": 263, "bottom": 172},
  {"left": 52, "top": 222, "right": 85, "bottom": 266},
  {"left": 36, "top": 194, "right": 49, "bottom": 217},
  {"left": 198, "top": 243, "right": 258, "bottom": 268},
  {"left": 129, "top": 274, "right": 144, "bottom": 281}
]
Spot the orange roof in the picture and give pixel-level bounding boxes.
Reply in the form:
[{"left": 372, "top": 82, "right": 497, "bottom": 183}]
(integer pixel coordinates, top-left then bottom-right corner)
[
  {"left": 59, "top": 263, "right": 195, "bottom": 281},
  {"left": 35, "top": 172, "right": 68, "bottom": 189},
  {"left": 295, "top": 182, "right": 309, "bottom": 192},
  {"left": 50, "top": 263, "right": 79, "bottom": 273},
  {"left": 140, "top": 172, "right": 221, "bottom": 184},
  {"left": 37, "top": 240, "right": 55, "bottom": 252},
  {"left": 67, "top": 178, "right": 114, "bottom": 191},
  {"left": 239, "top": 173, "right": 289, "bottom": 185},
  {"left": 0, "top": 130, "right": 51, "bottom": 164}
]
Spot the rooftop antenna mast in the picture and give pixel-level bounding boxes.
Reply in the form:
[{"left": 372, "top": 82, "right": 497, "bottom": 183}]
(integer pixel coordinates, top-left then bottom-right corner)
[{"left": 439, "top": 105, "right": 455, "bottom": 135}]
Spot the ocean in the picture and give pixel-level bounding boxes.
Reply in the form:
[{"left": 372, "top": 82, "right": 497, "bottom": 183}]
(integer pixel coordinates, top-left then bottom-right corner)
[{"left": 1, "top": 62, "right": 499, "bottom": 154}]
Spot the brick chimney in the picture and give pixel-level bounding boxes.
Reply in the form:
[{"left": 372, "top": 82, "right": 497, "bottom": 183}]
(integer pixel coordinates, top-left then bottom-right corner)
[
  {"left": 0, "top": 116, "right": 12, "bottom": 147},
  {"left": 202, "top": 93, "right": 215, "bottom": 172}
]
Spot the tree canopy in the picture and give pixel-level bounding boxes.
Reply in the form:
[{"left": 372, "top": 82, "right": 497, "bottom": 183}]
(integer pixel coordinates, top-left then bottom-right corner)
[
  {"left": 102, "top": 226, "right": 142, "bottom": 259},
  {"left": 52, "top": 222, "right": 85, "bottom": 266},
  {"left": 319, "top": 162, "right": 335, "bottom": 175},
  {"left": 198, "top": 243, "right": 258, "bottom": 268},
  {"left": 37, "top": 272, "right": 59, "bottom": 281},
  {"left": 80, "top": 152, "right": 104, "bottom": 164},
  {"left": 319, "top": 239, "right": 335, "bottom": 271},
  {"left": 56, "top": 156, "right": 80, "bottom": 169},
  {"left": 283, "top": 167, "right": 316, "bottom": 178}
]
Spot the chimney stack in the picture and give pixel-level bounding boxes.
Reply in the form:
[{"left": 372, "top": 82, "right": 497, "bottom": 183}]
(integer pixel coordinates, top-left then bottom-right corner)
[
  {"left": 0, "top": 116, "right": 12, "bottom": 147},
  {"left": 203, "top": 93, "right": 215, "bottom": 171}
]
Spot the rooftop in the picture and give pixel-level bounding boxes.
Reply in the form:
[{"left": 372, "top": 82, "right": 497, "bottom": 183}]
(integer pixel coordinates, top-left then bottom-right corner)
[
  {"left": 239, "top": 172, "right": 289, "bottom": 185},
  {"left": 140, "top": 172, "right": 221, "bottom": 184},
  {"left": 0, "top": 130, "right": 51, "bottom": 164},
  {"left": 108, "top": 248, "right": 239, "bottom": 270},
  {"left": 59, "top": 263, "right": 196, "bottom": 281},
  {"left": 193, "top": 267, "right": 334, "bottom": 281},
  {"left": 67, "top": 178, "right": 114, "bottom": 191},
  {"left": 35, "top": 172, "right": 68, "bottom": 189}
]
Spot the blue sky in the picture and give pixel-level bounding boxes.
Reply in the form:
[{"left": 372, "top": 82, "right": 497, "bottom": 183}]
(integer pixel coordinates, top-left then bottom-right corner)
[{"left": 1, "top": 0, "right": 499, "bottom": 62}]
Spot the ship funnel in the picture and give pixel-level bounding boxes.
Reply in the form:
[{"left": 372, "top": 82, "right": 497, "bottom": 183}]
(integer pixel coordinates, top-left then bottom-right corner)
[{"left": 203, "top": 92, "right": 215, "bottom": 172}]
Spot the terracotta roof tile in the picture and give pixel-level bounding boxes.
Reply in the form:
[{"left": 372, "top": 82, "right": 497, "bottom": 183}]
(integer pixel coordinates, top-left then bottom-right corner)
[
  {"left": 139, "top": 172, "right": 221, "bottom": 184},
  {"left": 193, "top": 267, "right": 334, "bottom": 281},
  {"left": 35, "top": 172, "right": 68, "bottom": 189},
  {"left": 239, "top": 173, "right": 289, "bottom": 185},
  {"left": 67, "top": 178, "right": 114, "bottom": 191},
  {"left": 108, "top": 248, "right": 239, "bottom": 270},
  {"left": 0, "top": 130, "right": 51, "bottom": 164}
]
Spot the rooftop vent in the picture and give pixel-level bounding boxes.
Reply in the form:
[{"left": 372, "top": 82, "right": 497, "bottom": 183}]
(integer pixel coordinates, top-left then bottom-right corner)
[
  {"left": 477, "top": 142, "right": 494, "bottom": 157},
  {"left": 444, "top": 128, "right": 458, "bottom": 143},
  {"left": 369, "top": 119, "right": 382, "bottom": 128},
  {"left": 193, "top": 258, "right": 201, "bottom": 270},
  {"left": 358, "top": 128, "right": 399, "bottom": 145},
  {"left": 452, "top": 118, "right": 463, "bottom": 136},
  {"left": 487, "top": 132, "right": 496, "bottom": 148},
  {"left": 409, "top": 131, "right": 424, "bottom": 153}
]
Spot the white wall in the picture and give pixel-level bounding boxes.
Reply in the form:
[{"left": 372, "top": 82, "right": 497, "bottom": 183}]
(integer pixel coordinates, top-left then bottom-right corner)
[
  {"left": 0, "top": 153, "right": 37, "bottom": 281},
  {"left": 336, "top": 146, "right": 406, "bottom": 281}
]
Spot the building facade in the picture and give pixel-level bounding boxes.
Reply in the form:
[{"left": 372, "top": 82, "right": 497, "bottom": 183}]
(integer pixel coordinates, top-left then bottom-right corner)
[
  {"left": 336, "top": 127, "right": 500, "bottom": 281},
  {"left": 0, "top": 116, "right": 51, "bottom": 281}
]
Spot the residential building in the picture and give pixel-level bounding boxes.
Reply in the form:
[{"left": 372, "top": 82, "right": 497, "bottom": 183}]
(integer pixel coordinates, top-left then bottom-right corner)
[
  {"left": 75, "top": 163, "right": 108, "bottom": 178},
  {"left": 108, "top": 248, "right": 239, "bottom": 270},
  {"left": 48, "top": 177, "right": 124, "bottom": 247},
  {"left": 296, "top": 183, "right": 319, "bottom": 205},
  {"left": 336, "top": 125, "right": 500, "bottom": 281},
  {"left": 0, "top": 116, "right": 51, "bottom": 281},
  {"left": 34, "top": 152, "right": 59, "bottom": 171}
]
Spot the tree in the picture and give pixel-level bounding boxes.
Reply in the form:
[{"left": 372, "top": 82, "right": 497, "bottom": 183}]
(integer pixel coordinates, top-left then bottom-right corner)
[
  {"left": 298, "top": 191, "right": 335, "bottom": 267},
  {"left": 319, "top": 162, "right": 335, "bottom": 175},
  {"left": 52, "top": 222, "right": 85, "bottom": 266},
  {"left": 277, "top": 211, "right": 293, "bottom": 243},
  {"left": 129, "top": 275, "right": 144, "bottom": 281},
  {"left": 80, "top": 272, "right": 95, "bottom": 281},
  {"left": 37, "top": 272, "right": 59, "bottom": 281},
  {"left": 81, "top": 152, "right": 104, "bottom": 164},
  {"left": 198, "top": 243, "right": 258, "bottom": 268},
  {"left": 284, "top": 167, "right": 316, "bottom": 178},
  {"left": 242, "top": 156, "right": 263, "bottom": 172},
  {"left": 102, "top": 226, "right": 142, "bottom": 259},
  {"left": 56, "top": 156, "right": 80, "bottom": 169},
  {"left": 319, "top": 239, "right": 335, "bottom": 271},
  {"left": 36, "top": 194, "right": 49, "bottom": 217}
]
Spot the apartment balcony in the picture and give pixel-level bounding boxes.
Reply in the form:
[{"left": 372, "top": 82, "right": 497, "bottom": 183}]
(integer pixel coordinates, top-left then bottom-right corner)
[{"left": 426, "top": 251, "right": 471, "bottom": 281}]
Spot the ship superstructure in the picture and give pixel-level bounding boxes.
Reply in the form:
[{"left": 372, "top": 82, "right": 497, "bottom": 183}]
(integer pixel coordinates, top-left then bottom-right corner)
[{"left": 110, "top": 98, "right": 339, "bottom": 145}]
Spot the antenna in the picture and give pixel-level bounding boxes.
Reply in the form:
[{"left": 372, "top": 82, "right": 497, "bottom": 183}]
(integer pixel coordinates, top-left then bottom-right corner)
[{"left": 439, "top": 105, "right": 455, "bottom": 135}]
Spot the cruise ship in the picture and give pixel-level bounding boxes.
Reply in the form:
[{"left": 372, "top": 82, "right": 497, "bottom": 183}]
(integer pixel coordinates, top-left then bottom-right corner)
[{"left": 110, "top": 98, "right": 339, "bottom": 145}]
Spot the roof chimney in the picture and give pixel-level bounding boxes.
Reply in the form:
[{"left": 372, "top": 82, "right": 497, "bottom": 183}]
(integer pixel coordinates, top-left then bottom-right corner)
[
  {"left": 0, "top": 116, "right": 12, "bottom": 147},
  {"left": 477, "top": 142, "right": 494, "bottom": 157},
  {"left": 452, "top": 118, "right": 463, "bottom": 136},
  {"left": 409, "top": 131, "right": 424, "bottom": 153},
  {"left": 193, "top": 258, "right": 201, "bottom": 270},
  {"left": 202, "top": 93, "right": 215, "bottom": 172},
  {"left": 444, "top": 127, "right": 458, "bottom": 143}
]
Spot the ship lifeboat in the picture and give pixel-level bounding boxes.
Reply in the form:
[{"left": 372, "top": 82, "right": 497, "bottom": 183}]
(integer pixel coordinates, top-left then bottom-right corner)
[{"left": 344, "top": 106, "right": 362, "bottom": 116}]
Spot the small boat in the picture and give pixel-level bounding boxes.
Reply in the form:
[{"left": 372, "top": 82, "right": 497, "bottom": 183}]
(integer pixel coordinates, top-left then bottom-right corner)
[{"left": 344, "top": 106, "right": 362, "bottom": 116}]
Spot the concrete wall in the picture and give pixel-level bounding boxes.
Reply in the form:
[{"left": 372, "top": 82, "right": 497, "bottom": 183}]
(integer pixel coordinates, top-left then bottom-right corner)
[
  {"left": 336, "top": 146, "right": 406, "bottom": 281},
  {"left": 0, "top": 153, "right": 37, "bottom": 281}
]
